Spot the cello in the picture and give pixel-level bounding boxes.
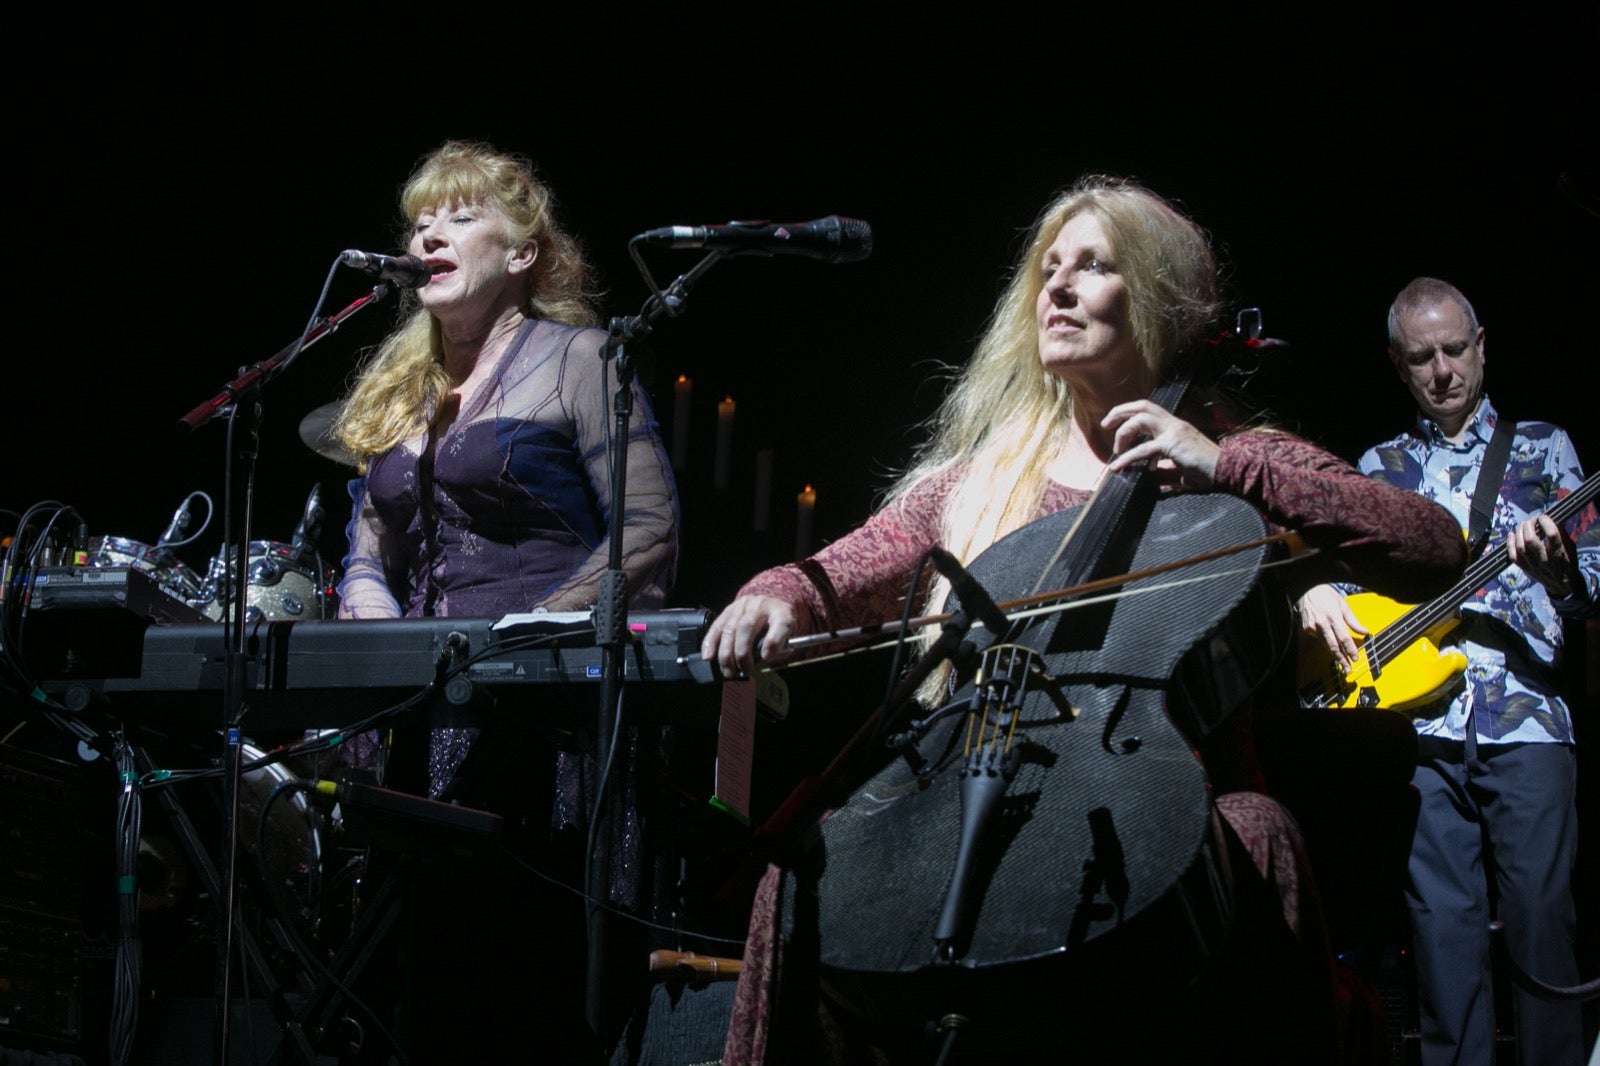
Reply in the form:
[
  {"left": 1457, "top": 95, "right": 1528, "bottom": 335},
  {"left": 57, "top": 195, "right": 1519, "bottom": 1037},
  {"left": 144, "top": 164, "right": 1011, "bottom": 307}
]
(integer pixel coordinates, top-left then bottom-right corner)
[{"left": 787, "top": 356, "right": 1294, "bottom": 1057}]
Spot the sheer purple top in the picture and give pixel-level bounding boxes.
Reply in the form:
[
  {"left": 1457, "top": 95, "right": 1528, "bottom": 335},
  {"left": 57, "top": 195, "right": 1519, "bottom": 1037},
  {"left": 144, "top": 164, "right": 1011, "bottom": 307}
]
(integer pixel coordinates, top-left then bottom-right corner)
[{"left": 338, "top": 318, "right": 679, "bottom": 619}]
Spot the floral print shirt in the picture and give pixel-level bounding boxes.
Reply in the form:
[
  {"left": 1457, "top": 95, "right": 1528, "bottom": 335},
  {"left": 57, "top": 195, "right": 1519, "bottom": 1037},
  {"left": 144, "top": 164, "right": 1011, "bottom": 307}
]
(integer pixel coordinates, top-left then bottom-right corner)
[{"left": 1358, "top": 396, "right": 1599, "bottom": 744}]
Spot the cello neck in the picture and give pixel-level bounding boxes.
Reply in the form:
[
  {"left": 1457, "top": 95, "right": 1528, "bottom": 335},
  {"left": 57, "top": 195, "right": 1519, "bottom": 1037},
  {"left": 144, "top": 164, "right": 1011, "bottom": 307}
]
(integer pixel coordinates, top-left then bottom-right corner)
[{"left": 1047, "top": 375, "right": 1194, "bottom": 593}]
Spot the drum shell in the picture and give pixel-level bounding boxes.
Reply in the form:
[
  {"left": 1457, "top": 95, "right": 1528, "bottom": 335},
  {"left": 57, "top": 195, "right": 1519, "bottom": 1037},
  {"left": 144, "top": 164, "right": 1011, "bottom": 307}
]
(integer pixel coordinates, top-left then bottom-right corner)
[
  {"left": 194, "top": 540, "right": 337, "bottom": 623},
  {"left": 238, "top": 743, "right": 324, "bottom": 907},
  {"left": 135, "top": 742, "right": 330, "bottom": 975},
  {"left": 86, "top": 534, "right": 204, "bottom": 604}
]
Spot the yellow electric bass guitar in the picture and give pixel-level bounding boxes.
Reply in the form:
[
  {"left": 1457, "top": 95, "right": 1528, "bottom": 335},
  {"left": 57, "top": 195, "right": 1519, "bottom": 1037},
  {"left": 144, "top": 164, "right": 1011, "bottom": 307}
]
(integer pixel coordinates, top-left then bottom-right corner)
[{"left": 1298, "top": 470, "right": 1598, "bottom": 711}]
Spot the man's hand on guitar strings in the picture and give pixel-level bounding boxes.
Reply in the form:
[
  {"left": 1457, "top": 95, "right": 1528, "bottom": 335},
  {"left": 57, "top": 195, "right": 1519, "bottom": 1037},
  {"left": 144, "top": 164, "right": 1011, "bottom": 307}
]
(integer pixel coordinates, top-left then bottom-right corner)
[{"left": 1297, "top": 583, "right": 1367, "bottom": 670}]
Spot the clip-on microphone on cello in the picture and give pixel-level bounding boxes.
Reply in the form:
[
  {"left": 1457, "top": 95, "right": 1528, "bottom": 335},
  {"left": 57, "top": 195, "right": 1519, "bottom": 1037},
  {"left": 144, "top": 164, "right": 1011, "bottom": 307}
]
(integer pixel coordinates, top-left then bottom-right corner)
[
  {"left": 930, "top": 547, "right": 1012, "bottom": 643},
  {"left": 878, "top": 549, "right": 1015, "bottom": 773}
]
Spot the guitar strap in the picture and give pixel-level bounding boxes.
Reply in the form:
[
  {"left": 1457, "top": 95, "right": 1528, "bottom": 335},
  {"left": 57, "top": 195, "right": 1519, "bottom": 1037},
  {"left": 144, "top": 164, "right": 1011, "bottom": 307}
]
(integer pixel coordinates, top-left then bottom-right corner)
[{"left": 1468, "top": 417, "right": 1514, "bottom": 557}]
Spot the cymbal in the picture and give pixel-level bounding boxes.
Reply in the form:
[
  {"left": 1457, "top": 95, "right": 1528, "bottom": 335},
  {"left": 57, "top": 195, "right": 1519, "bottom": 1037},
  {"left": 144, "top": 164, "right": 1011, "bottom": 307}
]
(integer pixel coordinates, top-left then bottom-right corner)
[{"left": 298, "top": 401, "right": 359, "bottom": 467}]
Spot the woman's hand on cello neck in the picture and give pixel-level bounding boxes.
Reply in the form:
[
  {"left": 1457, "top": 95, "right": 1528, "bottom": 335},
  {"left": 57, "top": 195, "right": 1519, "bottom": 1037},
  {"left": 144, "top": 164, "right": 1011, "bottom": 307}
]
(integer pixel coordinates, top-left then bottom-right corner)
[{"left": 1101, "top": 399, "right": 1222, "bottom": 491}]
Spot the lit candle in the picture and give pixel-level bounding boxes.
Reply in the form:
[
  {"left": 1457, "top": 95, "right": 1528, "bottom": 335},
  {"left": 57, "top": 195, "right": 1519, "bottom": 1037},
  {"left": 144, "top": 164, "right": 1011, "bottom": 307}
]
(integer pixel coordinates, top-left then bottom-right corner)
[
  {"left": 753, "top": 448, "right": 774, "bottom": 531},
  {"left": 713, "top": 396, "right": 735, "bottom": 489},
  {"left": 671, "top": 375, "right": 692, "bottom": 471},
  {"left": 795, "top": 484, "right": 816, "bottom": 559}
]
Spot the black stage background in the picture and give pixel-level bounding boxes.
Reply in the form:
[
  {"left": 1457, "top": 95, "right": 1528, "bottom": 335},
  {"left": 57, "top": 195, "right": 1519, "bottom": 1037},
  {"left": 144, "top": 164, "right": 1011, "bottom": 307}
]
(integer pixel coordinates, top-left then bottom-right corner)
[
  {"left": 8, "top": 14, "right": 1596, "bottom": 603},
  {"left": 5, "top": 9, "right": 1597, "bottom": 1063}
]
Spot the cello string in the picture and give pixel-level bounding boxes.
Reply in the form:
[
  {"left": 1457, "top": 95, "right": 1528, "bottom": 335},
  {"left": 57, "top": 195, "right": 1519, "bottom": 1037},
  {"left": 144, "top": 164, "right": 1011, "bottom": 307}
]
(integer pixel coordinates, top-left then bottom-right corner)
[
  {"left": 1024, "top": 375, "right": 1195, "bottom": 603},
  {"left": 1026, "top": 469, "right": 1104, "bottom": 601},
  {"left": 1004, "top": 559, "right": 1279, "bottom": 624}
]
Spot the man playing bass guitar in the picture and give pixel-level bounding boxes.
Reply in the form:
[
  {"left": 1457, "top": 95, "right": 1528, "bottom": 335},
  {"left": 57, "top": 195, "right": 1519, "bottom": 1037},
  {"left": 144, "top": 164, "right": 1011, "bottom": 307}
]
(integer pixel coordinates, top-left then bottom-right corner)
[{"left": 1298, "top": 276, "right": 1598, "bottom": 1066}]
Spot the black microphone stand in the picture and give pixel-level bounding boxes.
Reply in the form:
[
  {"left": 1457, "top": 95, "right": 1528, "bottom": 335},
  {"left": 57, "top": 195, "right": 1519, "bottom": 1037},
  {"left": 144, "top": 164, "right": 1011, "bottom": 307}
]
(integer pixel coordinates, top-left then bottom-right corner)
[
  {"left": 174, "top": 278, "right": 394, "bottom": 1064},
  {"left": 585, "top": 247, "right": 721, "bottom": 1054}
]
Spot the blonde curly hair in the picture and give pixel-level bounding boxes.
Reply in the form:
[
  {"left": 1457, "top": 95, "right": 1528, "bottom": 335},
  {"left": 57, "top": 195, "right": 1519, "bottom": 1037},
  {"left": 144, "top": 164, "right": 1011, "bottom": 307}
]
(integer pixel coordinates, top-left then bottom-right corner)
[{"left": 334, "top": 141, "right": 599, "bottom": 463}]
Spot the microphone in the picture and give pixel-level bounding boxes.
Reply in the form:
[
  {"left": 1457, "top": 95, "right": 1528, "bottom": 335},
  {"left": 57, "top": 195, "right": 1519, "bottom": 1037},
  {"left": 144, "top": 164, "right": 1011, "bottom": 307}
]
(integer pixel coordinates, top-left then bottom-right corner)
[
  {"left": 289, "top": 484, "right": 324, "bottom": 563},
  {"left": 309, "top": 778, "right": 503, "bottom": 841},
  {"left": 340, "top": 249, "right": 431, "bottom": 289},
  {"left": 634, "top": 216, "right": 872, "bottom": 263},
  {"left": 155, "top": 496, "right": 194, "bottom": 550},
  {"left": 929, "top": 547, "right": 1011, "bottom": 638}
]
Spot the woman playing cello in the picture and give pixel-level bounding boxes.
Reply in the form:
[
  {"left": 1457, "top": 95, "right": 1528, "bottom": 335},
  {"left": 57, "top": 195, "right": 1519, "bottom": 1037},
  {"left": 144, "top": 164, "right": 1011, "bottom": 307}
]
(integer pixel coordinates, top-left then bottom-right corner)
[{"left": 702, "top": 175, "right": 1465, "bottom": 1064}]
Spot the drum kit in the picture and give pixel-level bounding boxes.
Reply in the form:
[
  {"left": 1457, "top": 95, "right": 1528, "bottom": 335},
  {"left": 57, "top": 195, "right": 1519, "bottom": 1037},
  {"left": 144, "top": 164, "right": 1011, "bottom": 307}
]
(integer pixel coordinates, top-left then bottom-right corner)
[
  {"left": 74, "top": 403, "right": 371, "bottom": 1007},
  {"left": 79, "top": 401, "right": 352, "bottom": 624},
  {"left": 85, "top": 531, "right": 338, "bottom": 623}
]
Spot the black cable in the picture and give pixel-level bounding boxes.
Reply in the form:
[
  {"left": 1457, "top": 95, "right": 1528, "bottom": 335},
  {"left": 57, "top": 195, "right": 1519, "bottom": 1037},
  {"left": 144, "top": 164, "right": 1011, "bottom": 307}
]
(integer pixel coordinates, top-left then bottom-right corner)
[
  {"left": 582, "top": 681, "right": 630, "bottom": 929},
  {"left": 110, "top": 738, "right": 141, "bottom": 1066},
  {"left": 879, "top": 548, "right": 932, "bottom": 715},
  {"left": 0, "top": 501, "right": 78, "bottom": 695},
  {"left": 1490, "top": 920, "right": 1600, "bottom": 1002},
  {"left": 499, "top": 842, "right": 747, "bottom": 952}
]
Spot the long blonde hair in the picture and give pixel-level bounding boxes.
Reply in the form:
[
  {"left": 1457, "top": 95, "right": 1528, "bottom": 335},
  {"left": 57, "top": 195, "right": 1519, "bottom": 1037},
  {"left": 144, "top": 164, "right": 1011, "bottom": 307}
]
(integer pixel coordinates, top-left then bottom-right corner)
[
  {"left": 335, "top": 140, "right": 599, "bottom": 462},
  {"left": 889, "top": 175, "right": 1221, "bottom": 641}
]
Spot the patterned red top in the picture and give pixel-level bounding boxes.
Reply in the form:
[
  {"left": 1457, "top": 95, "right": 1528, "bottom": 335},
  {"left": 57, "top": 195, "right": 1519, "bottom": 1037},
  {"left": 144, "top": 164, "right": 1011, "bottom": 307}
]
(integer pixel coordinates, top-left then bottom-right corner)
[{"left": 738, "top": 429, "right": 1465, "bottom": 638}]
